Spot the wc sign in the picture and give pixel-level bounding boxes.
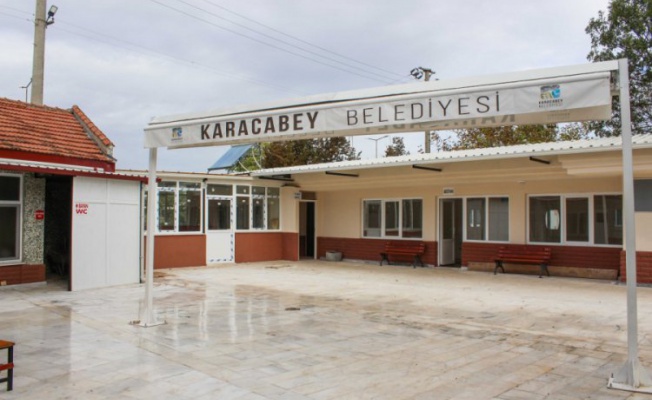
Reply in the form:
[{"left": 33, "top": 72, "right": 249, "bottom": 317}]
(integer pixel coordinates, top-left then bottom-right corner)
[{"left": 75, "top": 203, "right": 89, "bottom": 215}]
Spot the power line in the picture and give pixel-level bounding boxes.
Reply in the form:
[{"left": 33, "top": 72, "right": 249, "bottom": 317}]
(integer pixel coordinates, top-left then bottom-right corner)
[
  {"left": 182, "top": 0, "right": 403, "bottom": 79},
  {"left": 147, "top": 0, "right": 396, "bottom": 84},
  {"left": 0, "top": 5, "right": 32, "bottom": 16},
  {"left": 197, "top": 0, "right": 406, "bottom": 81},
  {"left": 55, "top": 22, "right": 305, "bottom": 96},
  {"left": 0, "top": 11, "right": 305, "bottom": 96},
  {"left": 2, "top": 2, "right": 403, "bottom": 83},
  {"left": 0, "top": 8, "right": 32, "bottom": 23}
]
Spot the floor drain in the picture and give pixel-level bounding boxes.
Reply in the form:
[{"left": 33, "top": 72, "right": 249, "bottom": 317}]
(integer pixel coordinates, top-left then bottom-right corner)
[{"left": 285, "top": 307, "right": 301, "bottom": 311}]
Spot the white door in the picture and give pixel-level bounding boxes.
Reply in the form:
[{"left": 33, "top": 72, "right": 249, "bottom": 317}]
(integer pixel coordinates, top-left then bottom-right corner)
[
  {"left": 206, "top": 196, "right": 234, "bottom": 264},
  {"left": 71, "top": 177, "right": 141, "bottom": 291}
]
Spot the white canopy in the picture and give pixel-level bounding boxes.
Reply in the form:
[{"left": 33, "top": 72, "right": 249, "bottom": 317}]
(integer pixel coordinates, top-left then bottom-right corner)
[{"left": 144, "top": 61, "right": 617, "bottom": 149}]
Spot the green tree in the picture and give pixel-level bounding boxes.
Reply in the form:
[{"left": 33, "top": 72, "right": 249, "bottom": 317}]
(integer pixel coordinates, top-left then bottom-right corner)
[
  {"left": 441, "top": 125, "right": 559, "bottom": 151},
  {"left": 558, "top": 122, "right": 593, "bottom": 141},
  {"left": 384, "top": 136, "right": 409, "bottom": 157},
  {"left": 232, "top": 137, "right": 359, "bottom": 171},
  {"left": 586, "top": 0, "right": 652, "bottom": 136}
]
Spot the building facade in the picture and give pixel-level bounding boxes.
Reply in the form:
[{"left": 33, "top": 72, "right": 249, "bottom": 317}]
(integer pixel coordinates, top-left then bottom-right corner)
[{"left": 0, "top": 98, "right": 143, "bottom": 289}]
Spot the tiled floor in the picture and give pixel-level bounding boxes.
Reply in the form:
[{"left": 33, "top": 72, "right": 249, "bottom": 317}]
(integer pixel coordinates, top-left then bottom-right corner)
[{"left": 2, "top": 261, "right": 652, "bottom": 399}]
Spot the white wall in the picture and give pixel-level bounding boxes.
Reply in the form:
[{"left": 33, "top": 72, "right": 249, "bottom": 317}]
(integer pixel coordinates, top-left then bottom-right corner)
[
  {"left": 315, "top": 176, "right": 622, "bottom": 244},
  {"left": 71, "top": 177, "right": 141, "bottom": 291}
]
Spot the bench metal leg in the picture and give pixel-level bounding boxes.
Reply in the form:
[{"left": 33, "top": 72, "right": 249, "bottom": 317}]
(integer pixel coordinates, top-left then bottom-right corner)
[
  {"left": 413, "top": 255, "right": 424, "bottom": 268},
  {"left": 380, "top": 253, "right": 390, "bottom": 266},
  {"left": 0, "top": 345, "right": 13, "bottom": 391},
  {"left": 539, "top": 263, "right": 550, "bottom": 278},
  {"left": 494, "top": 261, "right": 505, "bottom": 275}
]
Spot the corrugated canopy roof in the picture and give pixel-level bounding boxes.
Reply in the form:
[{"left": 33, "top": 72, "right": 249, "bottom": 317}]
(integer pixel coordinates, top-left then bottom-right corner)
[{"left": 251, "top": 134, "right": 652, "bottom": 177}]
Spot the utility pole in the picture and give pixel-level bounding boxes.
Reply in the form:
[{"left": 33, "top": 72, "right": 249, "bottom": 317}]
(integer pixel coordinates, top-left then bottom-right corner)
[
  {"left": 31, "top": 0, "right": 57, "bottom": 105},
  {"left": 410, "top": 66, "right": 435, "bottom": 153}
]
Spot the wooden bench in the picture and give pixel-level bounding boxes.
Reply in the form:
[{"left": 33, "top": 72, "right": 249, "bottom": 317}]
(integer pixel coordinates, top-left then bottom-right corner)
[
  {"left": 0, "top": 340, "right": 14, "bottom": 391},
  {"left": 494, "top": 246, "right": 552, "bottom": 278},
  {"left": 380, "top": 241, "right": 426, "bottom": 268}
]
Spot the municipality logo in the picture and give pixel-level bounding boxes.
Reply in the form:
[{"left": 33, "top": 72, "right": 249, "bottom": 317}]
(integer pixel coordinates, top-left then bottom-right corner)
[
  {"left": 171, "top": 127, "right": 183, "bottom": 142},
  {"left": 539, "top": 84, "right": 563, "bottom": 108}
]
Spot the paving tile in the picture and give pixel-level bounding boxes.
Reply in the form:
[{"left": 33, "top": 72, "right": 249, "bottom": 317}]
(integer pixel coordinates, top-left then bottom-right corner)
[{"left": 2, "top": 261, "right": 652, "bottom": 399}]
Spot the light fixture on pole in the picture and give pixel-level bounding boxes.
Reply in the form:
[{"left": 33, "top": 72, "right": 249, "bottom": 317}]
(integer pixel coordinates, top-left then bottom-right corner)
[
  {"left": 20, "top": 79, "right": 32, "bottom": 103},
  {"left": 367, "top": 135, "right": 389, "bottom": 158},
  {"left": 411, "top": 66, "right": 435, "bottom": 153},
  {"left": 46, "top": 5, "right": 58, "bottom": 25},
  {"left": 410, "top": 66, "right": 434, "bottom": 81}
]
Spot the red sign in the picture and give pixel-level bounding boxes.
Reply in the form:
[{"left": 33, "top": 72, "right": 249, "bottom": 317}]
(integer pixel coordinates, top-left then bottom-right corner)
[
  {"left": 35, "top": 209, "right": 44, "bottom": 220},
  {"left": 75, "top": 203, "right": 89, "bottom": 215}
]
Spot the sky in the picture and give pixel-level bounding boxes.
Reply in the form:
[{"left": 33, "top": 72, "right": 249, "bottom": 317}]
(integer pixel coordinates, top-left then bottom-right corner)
[{"left": 0, "top": 0, "right": 611, "bottom": 172}]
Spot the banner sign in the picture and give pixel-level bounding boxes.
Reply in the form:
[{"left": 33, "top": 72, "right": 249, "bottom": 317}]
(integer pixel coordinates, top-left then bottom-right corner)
[{"left": 144, "top": 72, "right": 612, "bottom": 149}]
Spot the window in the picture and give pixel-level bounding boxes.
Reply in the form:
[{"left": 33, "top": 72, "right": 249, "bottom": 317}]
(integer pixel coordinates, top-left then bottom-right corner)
[
  {"left": 363, "top": 198, "right": 422, "bottom": 239},
  {"left": 157, "top": 182, "right": 176, "bottom": 232},
  {"left": 178, "top": 182, "right": 201, "bottom": 232},
  {"left": 267, "top": 187, "right": 280, "bottom": 230},
  {"left": 385, "top": 201, "right": 399, "bottom": 237},
  {"left": 208, "top": 184, "right": 232, "bottom": 196},
  {"left": 488, "top": 198, "right": 509, "bottom": 241},
  {"left": 466, "top": 198, "right": 485, "bottom": 240},
  {"left": 529, "top": 196, "right": 561, "bottom": 243},
  {"left": 594, "top": 195, "right": 622, "bottom": 245},
  {"left": 149, "top": 181, "right": 203, "bottom": 233},
  {"left": 465, "top": 197, "right": 509, "bottom": 242},
  {"left": 207, "top": 184, "right": 232, "bottom": 231},
  {"left": 252, "top": 186, "right": 265, "bottom": 229},
  {"left": 147, "top": 182, "right": 281, "bottom": 233},
  {"left": 566, "top": 198, "right": 588, "bottom": 242},
  {"left": 363, "top": 200, "right": 382, "bottom": 237},
  {"left": 402, "top": 199, "right": 422, "bottom": 238},
  {"left": 529, "top": 194, "right": 622, "bottom": 246},
  {"left": 0, "top": 175, "right": 21, "bottom": 263},
  {"left": 236, "top": 196, "right": 250, "bottom": 230},
  {"left": 208, "top": 198, "right": 231, "bottom": 230},
  {"left": 234, "top": 185, "right": 281, "bottom": 230}
]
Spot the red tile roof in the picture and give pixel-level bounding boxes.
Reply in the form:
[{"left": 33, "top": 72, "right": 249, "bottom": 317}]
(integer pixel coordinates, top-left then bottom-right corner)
[{"left": 0, "top": 97, "right": 115, "bottom": 168}]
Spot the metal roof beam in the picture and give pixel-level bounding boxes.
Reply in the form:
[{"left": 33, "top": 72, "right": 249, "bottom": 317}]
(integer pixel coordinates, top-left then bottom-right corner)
[
  {"left": 529, "top": 156, "right": 551, "bottom": 165},
  {"left": 325, "top": 171, "right": 358, "bottom": 178},
  {"left": 257, "top": 175, "right": 294, "bottom": 182},
  {"left": 412, "top": 165, "right": 442, "bottom": 172}
]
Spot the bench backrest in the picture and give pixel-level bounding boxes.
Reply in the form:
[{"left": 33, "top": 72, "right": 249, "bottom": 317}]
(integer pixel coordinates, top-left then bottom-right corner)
[
  {"left": 384, "top": 241, "right": 426, "bottom": 254},
  {"left": 497, "top": 246, "right": 551, "bottom": 261}
]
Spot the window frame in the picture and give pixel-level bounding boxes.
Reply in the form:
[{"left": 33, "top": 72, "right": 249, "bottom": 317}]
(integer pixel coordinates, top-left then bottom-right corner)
[
  {"left": 154, "top": 181, "right": 203, "bottom": 234},
  {"left": 145, "top": 181, "right": 282, "bottom": 234},
  {"left": 527, "top": 192, "right": 623, "bottom": 247},
  {"left": 463, "top": 196, "right": 510, "bottom": 243},
  {"left": 361, "top": 197, "right": 423, "bottom": 240},
  {"left": 0, "top": 173, "right": 23, "bottom": 265}
]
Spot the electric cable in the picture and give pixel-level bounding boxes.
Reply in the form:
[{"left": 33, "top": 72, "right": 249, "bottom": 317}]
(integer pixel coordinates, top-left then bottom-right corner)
[
  {"left": 171, "top": 0, "right": 402, "bottom": 82},
  {"left": 147, "top": 0, "right": 395, "bottom": 84},
  {"left": 197, "top": 0, "right": 406, "bottom": 80}
]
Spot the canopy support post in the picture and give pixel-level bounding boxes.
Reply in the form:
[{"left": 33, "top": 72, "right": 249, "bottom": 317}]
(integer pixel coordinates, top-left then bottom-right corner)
[
  {"left": 608, "top": 58, "right": 652, "bottom": 393},
  {"left": 139, "top": 147, "right": 165, "bottom": 328}
]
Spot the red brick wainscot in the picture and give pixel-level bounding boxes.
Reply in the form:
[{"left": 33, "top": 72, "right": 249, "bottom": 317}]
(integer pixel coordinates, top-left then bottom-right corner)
[
  {"left": 235, "top": 232, "right": 299, "bottom": 263},
  {"left": 619, "top": 251, "right": 652, "bottom": 284},
  {"left": 145, "top": 234, "right": 207, "bottom": 269},
  {"left": 463, "top": 242, "right": 621, "bottom": 279},
  {"left": 0, "top": 264, "right": 46, "bottom": 285},
  {"left": 317, "top": 237, "right": 437, "bottom": 266}
]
